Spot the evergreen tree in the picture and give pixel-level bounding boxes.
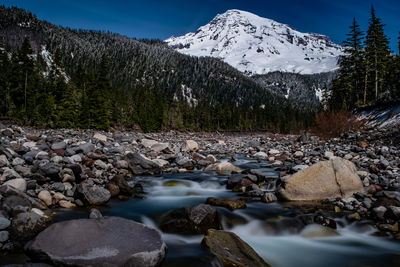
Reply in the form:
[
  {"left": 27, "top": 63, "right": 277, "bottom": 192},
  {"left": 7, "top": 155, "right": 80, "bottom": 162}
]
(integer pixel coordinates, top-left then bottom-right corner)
[
  {"left": 364, "top": 6, "right": 390, "bottom": 102},
  {"left": 329, "top": 18, "right": 364, "bottom": 110}
]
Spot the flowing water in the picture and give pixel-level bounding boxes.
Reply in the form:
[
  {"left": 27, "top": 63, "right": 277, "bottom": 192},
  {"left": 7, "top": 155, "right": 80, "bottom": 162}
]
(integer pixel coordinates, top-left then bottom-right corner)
[{"left": 3, "top": 156, "right": 400, "bottom": 266}]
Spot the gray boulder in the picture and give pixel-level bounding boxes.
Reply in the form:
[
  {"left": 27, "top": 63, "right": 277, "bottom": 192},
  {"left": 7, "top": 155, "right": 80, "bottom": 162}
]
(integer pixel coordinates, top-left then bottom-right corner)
[
  {"left": 75, "top": 184, "right": 111, "bottom": 205},
  {"left": 25, "top": 217, "right": 167, "bottom": 267},
  {"left": 126, "top": 152, "right": 161, "bottom": 175},
  {"left": 51, "top": 141, "right": 67, "bottom": 150}
]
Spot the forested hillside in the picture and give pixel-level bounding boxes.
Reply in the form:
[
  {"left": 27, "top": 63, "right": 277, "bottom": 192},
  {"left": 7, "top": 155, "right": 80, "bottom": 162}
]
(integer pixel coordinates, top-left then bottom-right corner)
[
  {"left": 252, "top": 71, "right": 337, "bottom": 110},
  {"left": 0, "top": 6, "right": 315, "bottom": 132}
]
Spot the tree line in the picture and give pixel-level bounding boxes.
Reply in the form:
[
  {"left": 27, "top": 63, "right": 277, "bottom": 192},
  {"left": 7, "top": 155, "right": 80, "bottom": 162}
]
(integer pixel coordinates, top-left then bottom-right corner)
[
  {"left": 0, "top": 37, "right": 315, "bottom": 132},
  {"left": 328, "top": 6, "right": 400, "bottom": 110}
]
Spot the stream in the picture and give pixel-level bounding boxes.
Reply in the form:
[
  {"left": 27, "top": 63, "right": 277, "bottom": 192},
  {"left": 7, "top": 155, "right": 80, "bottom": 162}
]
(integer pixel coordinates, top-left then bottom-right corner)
[{"left": 2, "top": 156, "right": 400, "bottom": 266}]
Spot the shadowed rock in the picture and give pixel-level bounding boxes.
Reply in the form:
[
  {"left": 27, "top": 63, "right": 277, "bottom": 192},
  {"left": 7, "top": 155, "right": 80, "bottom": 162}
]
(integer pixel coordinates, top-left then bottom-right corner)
[{"left": 25, "top": 217, "right": 167, "bottom": 266}]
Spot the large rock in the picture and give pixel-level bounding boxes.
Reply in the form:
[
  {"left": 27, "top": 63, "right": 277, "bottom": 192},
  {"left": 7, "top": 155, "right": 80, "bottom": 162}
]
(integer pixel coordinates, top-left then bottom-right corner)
[
  {"left": 11, "top": 212, "right": 50, "bottom": 245},
  {"left": 202, "top": 229, "right": 270, "bottom": 267},
  {"left": 126, "top": 152, "right": 161, "bottom": 175},
  {"left": 25, "top": 217, "right": 167, "bottom": 266},
  {"left": 160, "top": 204, "right": 221, "bottom": 235},
  {"left": 204, "top": 162, "right": 240, "bottom": 172},
  {"left": 75, "top": 184, "right": 111, "bottom": 205},
  {"left": 279, "top": 157, "right": 364, "bottom": 201},
  {"left": 4, "top": 178, "right": 27, "bottom": 192}
]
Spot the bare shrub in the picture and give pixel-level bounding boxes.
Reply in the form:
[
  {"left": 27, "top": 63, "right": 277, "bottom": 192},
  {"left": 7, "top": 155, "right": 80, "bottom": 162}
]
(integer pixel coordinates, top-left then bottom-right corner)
[{"left": 311, "top": 110, "right": 365, "bottom": 139}]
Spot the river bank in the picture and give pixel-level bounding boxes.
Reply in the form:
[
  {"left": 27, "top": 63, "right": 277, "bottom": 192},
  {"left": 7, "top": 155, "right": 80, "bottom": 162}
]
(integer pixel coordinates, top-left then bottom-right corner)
[{"left": 0, "top": 123, "right": 399, "bottom": 265}]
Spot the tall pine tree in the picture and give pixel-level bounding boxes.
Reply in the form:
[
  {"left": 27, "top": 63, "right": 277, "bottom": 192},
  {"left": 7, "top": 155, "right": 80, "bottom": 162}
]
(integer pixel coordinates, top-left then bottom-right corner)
[{"left": 364, "top": 6, "right": 390, "bottom": 102}]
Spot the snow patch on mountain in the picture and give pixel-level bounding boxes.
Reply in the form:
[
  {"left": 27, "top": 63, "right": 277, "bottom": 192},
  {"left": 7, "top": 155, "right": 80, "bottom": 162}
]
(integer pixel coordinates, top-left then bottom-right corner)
[
  {"left": 40, "top": 45, "right": 69, "bottom": 82},
  {"left": 166, "top": 9, "right": 344, "bottom": 75},
  {"left": 174, "top": 84, "right": 198, "bottom": 107}
]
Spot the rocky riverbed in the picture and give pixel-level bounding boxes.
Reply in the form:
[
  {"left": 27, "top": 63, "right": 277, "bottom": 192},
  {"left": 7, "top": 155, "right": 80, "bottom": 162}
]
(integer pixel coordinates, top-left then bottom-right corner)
[{"left": 0, "top": 123, "right": 399, "bottom": 266}]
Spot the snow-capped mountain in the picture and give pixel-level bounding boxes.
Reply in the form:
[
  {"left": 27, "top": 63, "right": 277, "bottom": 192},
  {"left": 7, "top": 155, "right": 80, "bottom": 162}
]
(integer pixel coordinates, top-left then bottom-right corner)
[{"left": 166, "top": 9, "right": 343, "bottom": 75}]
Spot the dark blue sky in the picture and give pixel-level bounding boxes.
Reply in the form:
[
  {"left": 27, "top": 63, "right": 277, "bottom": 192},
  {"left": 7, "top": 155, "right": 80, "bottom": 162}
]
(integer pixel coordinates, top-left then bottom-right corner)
[{"left": 3, "top": 0, "right": 400, "bottom": 52}]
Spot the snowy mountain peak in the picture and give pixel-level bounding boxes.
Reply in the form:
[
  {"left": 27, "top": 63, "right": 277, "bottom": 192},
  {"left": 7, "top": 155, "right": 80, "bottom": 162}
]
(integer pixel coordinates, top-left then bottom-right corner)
[{"left": 166, "top": 9, "right": 344, "bottom": 75}]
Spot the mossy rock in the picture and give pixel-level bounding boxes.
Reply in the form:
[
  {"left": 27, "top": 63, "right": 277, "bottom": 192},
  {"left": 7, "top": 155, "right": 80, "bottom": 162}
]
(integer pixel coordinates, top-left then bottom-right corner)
[{"left": 202, "top": 229, "right": 270, "bottom": 267}]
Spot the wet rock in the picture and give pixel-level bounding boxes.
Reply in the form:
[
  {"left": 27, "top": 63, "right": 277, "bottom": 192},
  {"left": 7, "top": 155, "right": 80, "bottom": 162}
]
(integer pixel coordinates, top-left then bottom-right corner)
[
  {"left": 263, "top": 217, "right": 305, "bottom": 235},
  {"left": 206, "top": 197, "right": 246, "bottom": 210},
  {"left": 202, "top": 229, "right": 270, "bottom": 267},
  {"left": 204, "top": 162, "right": 240, "bottom": 172},
  {"left": 59, "top": 200, "right": 76, "bottom": 208},
  {"left": 110, "top": 175, "right": 133, "bottom": 196},
  {"left": 227, "top": 174, "right": 257, "bottom": 190},
  {"left": 262, "top": 193, "right": 278, "bottom": 203},
  {"left": 279, "top": 158, "right": 363, "bottom": 201},
  {"left": 106, "top": 183, "right": 120, "bottom": 197},
  {"left": 300, "top": 224, "right": 340, "bottom": 238},
  {"left": 160, "top": 204, "right": 221, "bottom": 235},
  {"left": 25, "top": 217, "right": 167, "bottom": 267},
  {"left": 347, "top": 213, "right": 361, "bottom": 221},
  {"left": 89, "top": 208, "right": 103, "bottom": 219},
  {"left": 373, "top": 206, "right": 387, "bottom": 220},
  {"left": 75, "top": 184, "right": 111, "bottom": 205},
  {"left": 4, "top": 178, "right": 27, "bottom": 192}
]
